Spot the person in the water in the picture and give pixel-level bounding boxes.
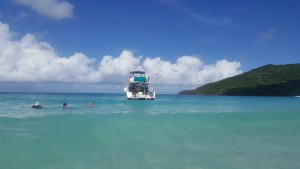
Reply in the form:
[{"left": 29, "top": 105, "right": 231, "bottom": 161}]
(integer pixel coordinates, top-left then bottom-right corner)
[
  {"left": 63, "top": 102, "right": 67, "bottom": 109},
  {"left": 32, "top": 101, "right": 42, "bottom": 108}
]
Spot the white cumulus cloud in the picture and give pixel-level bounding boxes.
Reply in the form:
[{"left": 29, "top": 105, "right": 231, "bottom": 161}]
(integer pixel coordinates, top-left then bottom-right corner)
[
  {"left": 0, "top": 21, "right": 242, "bottom": 88},
  {"left": 0, "top": 22, "right": 94, "bottom": 82},
  {"left": 13, "top": 0, "right": 74, "bottom": 20},
  {"left": 143, "top": 56, "right": 241, "bottom": 85},
  {"left": 97, "top": 50, "right": 142, "bottom": 83}
]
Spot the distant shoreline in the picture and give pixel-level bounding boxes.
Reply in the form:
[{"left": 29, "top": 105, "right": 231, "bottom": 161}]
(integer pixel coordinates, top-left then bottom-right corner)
[{"left": 179, "top": 63, "right": 300, "bottom": 97}]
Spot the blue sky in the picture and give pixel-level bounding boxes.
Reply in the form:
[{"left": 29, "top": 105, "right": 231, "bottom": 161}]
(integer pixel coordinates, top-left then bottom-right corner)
[{"left": 0, "top": 0, "right": 299, "bottom": 93}]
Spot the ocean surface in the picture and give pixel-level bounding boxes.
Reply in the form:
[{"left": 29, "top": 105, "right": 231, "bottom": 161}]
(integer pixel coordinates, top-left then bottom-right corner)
[{"left": 0, "top": 93, "right": 299, "bottom": 169}]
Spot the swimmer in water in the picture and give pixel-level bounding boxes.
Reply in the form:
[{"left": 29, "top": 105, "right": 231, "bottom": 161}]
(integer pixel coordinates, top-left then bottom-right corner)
[
  {"left": 32, "top": 101, "right": 42, "bottom": 108},
  {"left": 63, "top": 102, "right": 67, "bottom": 109}
]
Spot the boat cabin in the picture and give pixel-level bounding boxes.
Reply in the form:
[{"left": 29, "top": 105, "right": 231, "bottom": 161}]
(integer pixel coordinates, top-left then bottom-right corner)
[{"left": 129, "top": 71, "right": 149, "bottom": 83}]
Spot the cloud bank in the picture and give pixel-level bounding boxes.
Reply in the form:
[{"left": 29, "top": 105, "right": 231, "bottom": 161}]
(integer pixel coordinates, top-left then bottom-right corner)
[
  {"left": 13, "top": 0, "right": 74, "bottom": 20},
  {"left": 0, "top": 21, "right": 242, "bottom": 87}
]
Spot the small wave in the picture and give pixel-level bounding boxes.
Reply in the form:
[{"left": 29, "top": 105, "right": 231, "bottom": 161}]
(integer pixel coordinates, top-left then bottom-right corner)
[{"left": 0, "top": 123, "right": 45, "bottom": 140}]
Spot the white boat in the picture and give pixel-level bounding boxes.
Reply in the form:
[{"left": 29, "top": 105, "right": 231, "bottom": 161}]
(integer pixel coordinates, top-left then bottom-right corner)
[{"left": 124, "top": 71, "right": 155, "bottom": 100}]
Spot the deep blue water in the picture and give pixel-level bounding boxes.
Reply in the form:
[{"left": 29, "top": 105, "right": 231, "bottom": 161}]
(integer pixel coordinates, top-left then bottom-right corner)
[{"left": 0, "top": 93, "right": 300, "bottom": 169}]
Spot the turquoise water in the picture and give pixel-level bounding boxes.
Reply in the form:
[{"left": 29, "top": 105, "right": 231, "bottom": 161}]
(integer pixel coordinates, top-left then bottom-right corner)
[{"left": 0, "top": 93, "right": 300, "bottom": 169}]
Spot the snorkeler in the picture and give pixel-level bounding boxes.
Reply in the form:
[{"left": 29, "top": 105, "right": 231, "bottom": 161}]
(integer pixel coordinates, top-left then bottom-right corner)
[
  {"left": 63, "top": 102, "right": 67, "bottom": 109},
  {"left": 32, "top": 101, "right": 42, "bottom": 108}
]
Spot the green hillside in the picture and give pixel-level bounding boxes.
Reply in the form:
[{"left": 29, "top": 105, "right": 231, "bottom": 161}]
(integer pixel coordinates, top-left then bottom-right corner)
[{"left": 179, "top": 63, "right": 300, "bottom": 96}]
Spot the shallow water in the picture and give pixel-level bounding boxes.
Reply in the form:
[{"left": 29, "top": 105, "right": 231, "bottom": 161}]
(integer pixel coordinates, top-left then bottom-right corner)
[{"left": 0, "top": 93, "right": 300, "bottom": 169}]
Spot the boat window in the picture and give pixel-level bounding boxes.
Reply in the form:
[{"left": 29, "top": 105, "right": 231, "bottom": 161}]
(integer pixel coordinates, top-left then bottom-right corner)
[{"left": 131, "top": 72, "right": 145, "bottom": 77}]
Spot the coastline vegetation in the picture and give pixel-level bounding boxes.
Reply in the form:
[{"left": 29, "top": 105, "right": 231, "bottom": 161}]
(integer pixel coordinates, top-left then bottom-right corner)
[{"left": 179, "top": 63, "right": 300, "bottom": 96}]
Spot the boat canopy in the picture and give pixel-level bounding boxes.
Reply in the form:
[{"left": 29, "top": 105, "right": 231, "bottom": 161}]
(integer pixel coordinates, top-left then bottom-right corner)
[{"left": 130, "top": 71, "right": 145, "bottom": 75}]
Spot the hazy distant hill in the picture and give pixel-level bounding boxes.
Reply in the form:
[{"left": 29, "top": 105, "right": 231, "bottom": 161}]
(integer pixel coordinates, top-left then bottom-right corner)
[{"left": 179, "top": 64, "right": 300, "bottom": 96}]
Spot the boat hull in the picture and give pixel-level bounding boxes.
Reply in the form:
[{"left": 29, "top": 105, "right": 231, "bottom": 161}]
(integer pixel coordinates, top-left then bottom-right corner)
[
  {"left": 127, "top": 97, "right": 155, "bottom": 100},
  {"left": 125, "top": 91, "right": 155, "bottom": 100}
]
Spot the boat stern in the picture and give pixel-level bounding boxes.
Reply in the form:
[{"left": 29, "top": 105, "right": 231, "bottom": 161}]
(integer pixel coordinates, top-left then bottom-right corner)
[{"left": 126, "top": 91, "right": 155, "bottom": 100}]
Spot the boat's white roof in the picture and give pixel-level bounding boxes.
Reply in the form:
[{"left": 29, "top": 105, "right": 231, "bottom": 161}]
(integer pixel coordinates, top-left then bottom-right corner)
[{"left": 130, "top": 71, "right": 145, "bottom": 74}]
